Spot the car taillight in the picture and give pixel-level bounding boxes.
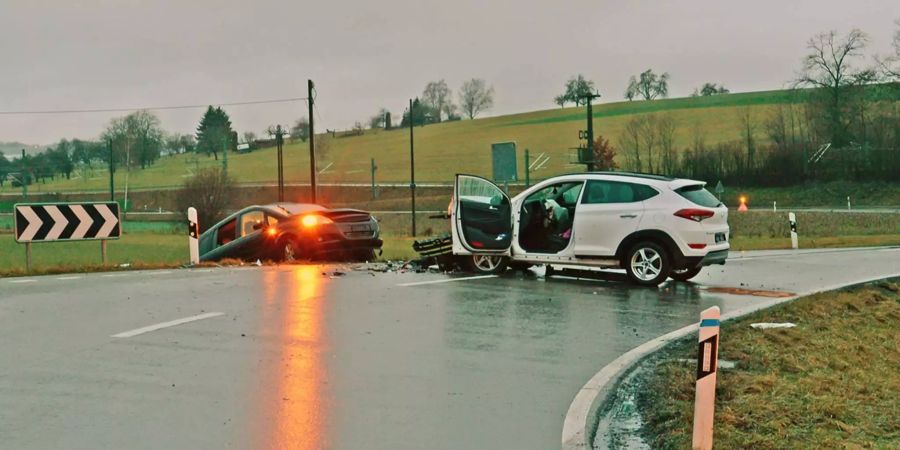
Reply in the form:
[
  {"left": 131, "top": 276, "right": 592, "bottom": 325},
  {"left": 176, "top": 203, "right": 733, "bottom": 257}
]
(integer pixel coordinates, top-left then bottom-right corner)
[
  {"left": 674, "top": 208, "right": 715, "bottom": 222},
  {"left": 301, "top": 214, "right": 333, "bottom": 228}
]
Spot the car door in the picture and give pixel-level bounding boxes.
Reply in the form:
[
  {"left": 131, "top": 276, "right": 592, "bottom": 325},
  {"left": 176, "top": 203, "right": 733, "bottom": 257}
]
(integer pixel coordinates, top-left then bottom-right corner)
[
  {"left": 230, "top": 209, "right": 267, "bottom": 259},
  {"left": 451, "top": 174, "right": 512, "bottom": 255},
  {"left": 201, "top": 216, "right": 239, "bottom": 261},
  {"left": 571, "top": 180, "right": 648, "bottom": 257}
]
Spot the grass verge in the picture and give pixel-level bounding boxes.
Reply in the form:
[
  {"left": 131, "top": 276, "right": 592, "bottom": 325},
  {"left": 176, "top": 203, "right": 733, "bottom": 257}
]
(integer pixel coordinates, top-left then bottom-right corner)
[{"left": 634, "top": 279, "right": 900, "bottom": 449}]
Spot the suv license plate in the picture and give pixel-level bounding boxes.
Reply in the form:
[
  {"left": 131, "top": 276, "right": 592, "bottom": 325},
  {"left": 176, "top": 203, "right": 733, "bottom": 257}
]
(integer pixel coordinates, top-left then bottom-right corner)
[
  {"left": 715, "top": 232, "right": 727, "bottom": 243},
  {"left": 351, "top": 224, "right": 371, "bottom": 232}
]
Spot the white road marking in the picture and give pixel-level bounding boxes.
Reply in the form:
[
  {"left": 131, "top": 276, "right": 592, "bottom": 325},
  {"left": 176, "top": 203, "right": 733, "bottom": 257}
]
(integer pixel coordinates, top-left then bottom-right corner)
[
  {"left": 111, "top": 312, "right": 224, "bottom": 338},
  {"left": 56, "top": 276, "right": 82, "bottom": 280},
  {"left": 397, "top": 274, "right": 498, "bottom": 287},
  {"left": 101, "top": 273, "right": 128, "bottom": 277},
  {"left": 7, "top": 279, "right": 36, "bottom": 283},
  {"left": 148, "top": 271, "right": 172, "bottom": 275}
]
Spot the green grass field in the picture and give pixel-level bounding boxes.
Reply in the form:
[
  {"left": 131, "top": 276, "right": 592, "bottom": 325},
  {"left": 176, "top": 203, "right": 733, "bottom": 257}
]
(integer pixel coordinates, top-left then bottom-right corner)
[
  {"left": 4, "top": 90, "right": 802, "bottom": 194},
  {"left": 635, "top": 279, "right": 900, "bottom": 449}
]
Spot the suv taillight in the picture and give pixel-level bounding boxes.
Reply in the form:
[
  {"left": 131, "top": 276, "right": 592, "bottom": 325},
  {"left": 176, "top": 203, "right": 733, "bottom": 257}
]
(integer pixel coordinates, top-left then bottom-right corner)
[{"left": 674, "top": 208, "right": 715, "bottom": 222}]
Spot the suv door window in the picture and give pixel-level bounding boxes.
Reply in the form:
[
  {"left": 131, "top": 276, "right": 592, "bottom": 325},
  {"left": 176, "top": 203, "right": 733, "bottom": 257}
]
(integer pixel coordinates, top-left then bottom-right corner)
[
  {"left": 240, "top": 211, "right": 265, "bottom": 237},
  {"left": 216, "top": 218, "right": 237, "bottom": 246},
  {"left": 518, "top": 181, "right": 583, "bottom": 253},
  {"left": 582, "top": 180, "right": 655, "bottom": 204}
]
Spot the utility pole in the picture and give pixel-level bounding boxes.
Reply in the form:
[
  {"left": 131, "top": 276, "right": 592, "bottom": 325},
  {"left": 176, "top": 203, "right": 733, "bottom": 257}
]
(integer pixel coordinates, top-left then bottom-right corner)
[
  {"left": 275, "top": 125, "right": 285, "bottom": 202},
  {"left": 21, "top": 149, "right": 28, "bottom": 200},
  {"left": 107, "top": 140, "right": 114, "bottom": 201},
  {"left": 308, "top": 79, "right": 317, "bottom": 204},
  {"left": 370, "top": 157, "right": 377, "bottom": 200},
  {"left": 580, "top": 92, "right": 602, "bottom": 171},
  {"left": 409, "top": 98, "right": 417, "bottom": 237}
]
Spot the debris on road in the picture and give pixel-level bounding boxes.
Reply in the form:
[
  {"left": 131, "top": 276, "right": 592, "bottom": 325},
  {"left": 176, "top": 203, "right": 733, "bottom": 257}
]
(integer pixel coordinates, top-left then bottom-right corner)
[{"left": 750, "top": 322, "right": 797, "bottom": 329}]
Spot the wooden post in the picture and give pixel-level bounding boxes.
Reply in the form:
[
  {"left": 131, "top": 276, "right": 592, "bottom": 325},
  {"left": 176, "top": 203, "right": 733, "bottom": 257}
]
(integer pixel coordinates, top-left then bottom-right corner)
[
  {"left": 25, "top": 242, "right": 32, "bottom": 273},
  {"left": 692, "top": 306, "right": 721, "bottom": 450},
  {"left": 101, "top": 239, "right": 108, "bottom": 265}
]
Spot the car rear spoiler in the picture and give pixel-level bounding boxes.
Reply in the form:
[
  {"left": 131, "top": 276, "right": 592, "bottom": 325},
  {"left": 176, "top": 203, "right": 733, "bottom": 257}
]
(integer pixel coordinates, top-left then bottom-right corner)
[{"left": 669, "top": 179, "right": 707, "bottom": 190}]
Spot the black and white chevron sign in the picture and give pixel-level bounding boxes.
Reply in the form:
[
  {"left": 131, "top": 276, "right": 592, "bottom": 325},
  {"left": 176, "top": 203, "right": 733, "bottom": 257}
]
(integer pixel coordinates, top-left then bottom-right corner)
[{"left": 14, "top": 202, "right": 120, "bottom": 243}]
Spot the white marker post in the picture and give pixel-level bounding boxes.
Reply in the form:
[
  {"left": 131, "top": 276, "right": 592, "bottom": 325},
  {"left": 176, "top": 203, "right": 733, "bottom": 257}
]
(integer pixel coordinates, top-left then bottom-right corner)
[
  {"left": 789, "top": 212, "right": 798, "bottom": 250},
  {"left": 773, "top": 201, "right": 777, "bottom": 212},
  {"left": 692, "top": 306, "right": 721, "bottom": 450},
  {"left": 188, "top": 207, "right": 200, "bottom": 265},
  {"left": 847, "top": 196, "right": 851, "bottom": 211}
]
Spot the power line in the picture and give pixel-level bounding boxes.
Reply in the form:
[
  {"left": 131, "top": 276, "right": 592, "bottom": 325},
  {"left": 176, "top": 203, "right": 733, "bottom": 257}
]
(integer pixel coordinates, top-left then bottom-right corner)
[{"left": 0, "top": 96, "right": 309, "bottom": 116}]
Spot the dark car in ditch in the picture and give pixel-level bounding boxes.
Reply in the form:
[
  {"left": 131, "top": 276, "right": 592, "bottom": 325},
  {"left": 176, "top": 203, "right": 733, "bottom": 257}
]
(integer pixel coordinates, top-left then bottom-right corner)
[{"left": 198, "top": 203, "right": 382, "bottom": 262}]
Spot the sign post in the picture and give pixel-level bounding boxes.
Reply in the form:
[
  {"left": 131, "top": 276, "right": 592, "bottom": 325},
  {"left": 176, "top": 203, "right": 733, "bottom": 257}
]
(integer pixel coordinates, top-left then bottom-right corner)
[
  {"left": 789, "top": 212, "right": 798, "bottom": 250},
  {"left": 714, "top": 181, "right": 724, "bottom": 200},
  {"left": 14, "top": 202, "right": 121, "bottom": 272},
  {"left": 692, "top": 306, "right": 721, "bottom": 450},
  {"left": 188, "top": 207, "right": 200, "bottom": 265}
]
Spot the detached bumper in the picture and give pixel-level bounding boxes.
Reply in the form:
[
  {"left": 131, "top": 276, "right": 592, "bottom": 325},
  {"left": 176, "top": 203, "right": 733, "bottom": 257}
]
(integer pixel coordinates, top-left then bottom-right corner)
[
  {"left": 310, "top": 237, "right": 383, "bottom": 255},
  {"left": 700, "top": 249, "right": 728, "bottom": 266}
]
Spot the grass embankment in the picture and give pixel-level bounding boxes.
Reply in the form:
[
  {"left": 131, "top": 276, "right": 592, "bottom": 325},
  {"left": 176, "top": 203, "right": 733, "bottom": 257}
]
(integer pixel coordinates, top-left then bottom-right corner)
[
  {"left": 634, "top": 279, "right": 900, "bottom": 449},
  {"left": 2, "top": 90, "right": 797, "bottom": 194}
]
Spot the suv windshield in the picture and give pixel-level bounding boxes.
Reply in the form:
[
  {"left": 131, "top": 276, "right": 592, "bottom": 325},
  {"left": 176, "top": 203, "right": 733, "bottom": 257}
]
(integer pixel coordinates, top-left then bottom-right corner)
[{"left": 676, "top": 184, "right": 722, "bottom": 208}]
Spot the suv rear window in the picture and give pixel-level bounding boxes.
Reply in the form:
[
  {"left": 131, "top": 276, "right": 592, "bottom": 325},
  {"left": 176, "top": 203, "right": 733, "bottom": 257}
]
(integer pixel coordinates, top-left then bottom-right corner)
[{"left": 676, "top": 185, "right": 721, "bottom": 208}]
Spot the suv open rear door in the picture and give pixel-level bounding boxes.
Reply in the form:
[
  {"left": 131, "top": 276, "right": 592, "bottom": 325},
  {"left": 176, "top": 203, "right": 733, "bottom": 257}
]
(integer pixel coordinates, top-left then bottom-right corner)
[{"left": 451, "top": 174, "right": 512, "bottom": 255}]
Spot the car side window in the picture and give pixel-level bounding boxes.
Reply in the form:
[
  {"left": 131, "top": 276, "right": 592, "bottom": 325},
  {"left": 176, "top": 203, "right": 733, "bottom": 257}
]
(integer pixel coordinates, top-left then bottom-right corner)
[
  {"left": 239, "top": 211, "right": 265, "bottom": 237},
  {"left": 216, "top": 218, "right": 237, "bottom": 246},
  {"left": 266, "top": 214, "right": 279, "bottom": 226},
  {"left": 582, "top": 180, "right": 654, "bottom": 204}
]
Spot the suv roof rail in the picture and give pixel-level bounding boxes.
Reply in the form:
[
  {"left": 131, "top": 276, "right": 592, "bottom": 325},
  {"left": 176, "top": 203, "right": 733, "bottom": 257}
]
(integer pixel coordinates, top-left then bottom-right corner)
[{"left": 568, "top": 171, "right": 675, "bottom": 181}]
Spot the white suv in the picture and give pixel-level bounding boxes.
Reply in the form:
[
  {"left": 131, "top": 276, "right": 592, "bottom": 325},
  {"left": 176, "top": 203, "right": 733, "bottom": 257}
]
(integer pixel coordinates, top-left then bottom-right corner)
[{"left": 450, "top": 172, "right": 730, "bottom": 286}]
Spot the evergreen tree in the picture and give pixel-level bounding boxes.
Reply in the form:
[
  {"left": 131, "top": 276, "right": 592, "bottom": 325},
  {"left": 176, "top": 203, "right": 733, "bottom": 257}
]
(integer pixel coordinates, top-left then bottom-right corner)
[{"left": 196, "top": 106, "right": 235, "bottom": 160}]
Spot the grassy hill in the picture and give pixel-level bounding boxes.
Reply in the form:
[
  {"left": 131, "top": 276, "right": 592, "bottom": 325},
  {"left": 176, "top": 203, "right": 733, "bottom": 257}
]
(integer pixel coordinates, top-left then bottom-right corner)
[{"left": 3, "top": 90, "right": 802, "bottom": 194}]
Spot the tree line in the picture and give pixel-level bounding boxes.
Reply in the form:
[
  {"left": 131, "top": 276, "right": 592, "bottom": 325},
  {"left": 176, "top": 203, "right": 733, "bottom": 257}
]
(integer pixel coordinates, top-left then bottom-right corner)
[{"left": 601, "top": 25, "right": 900, "bottom": 186}]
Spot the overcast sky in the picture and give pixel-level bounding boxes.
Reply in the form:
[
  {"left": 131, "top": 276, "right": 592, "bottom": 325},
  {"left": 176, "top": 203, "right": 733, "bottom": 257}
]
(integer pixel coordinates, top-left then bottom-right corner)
[{"left": 1, "top": 0, "right": 897, "bottom": 145}]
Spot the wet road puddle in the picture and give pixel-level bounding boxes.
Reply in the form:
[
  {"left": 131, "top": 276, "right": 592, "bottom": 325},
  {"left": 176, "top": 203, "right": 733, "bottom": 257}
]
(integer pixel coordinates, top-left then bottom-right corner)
[{"left": 704, "top": 286, "right": 795, "bottom": 298}]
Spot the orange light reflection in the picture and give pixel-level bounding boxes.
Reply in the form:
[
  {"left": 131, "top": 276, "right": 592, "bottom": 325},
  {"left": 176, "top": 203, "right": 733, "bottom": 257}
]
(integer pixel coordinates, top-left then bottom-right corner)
[{"left": 270, "top": 265, "right": 329, "bottom": 449}]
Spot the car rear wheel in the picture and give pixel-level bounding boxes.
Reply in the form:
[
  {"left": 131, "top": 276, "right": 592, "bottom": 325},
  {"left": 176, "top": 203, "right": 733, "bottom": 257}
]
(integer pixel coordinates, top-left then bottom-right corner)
[
  {"left": 467, "top": 255, "right": 507, "bottom": 275},
  {"left": 624, "top": 242, "right": 671, "bottom": 286},
  {"left": 279, "top": 237, "right": 303, "bottom": 262},
  {"left": 670, "top": 267, "right": 702, "bottom": 282}
]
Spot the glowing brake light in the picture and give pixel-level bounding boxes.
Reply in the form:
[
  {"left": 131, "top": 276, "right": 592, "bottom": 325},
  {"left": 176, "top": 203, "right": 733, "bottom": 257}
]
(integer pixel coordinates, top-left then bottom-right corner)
[
  {"left": 674, "top": 208, "right": 715, "bottom": 222},
  {"left": 267, "top": 227, "right": 278, "bottom": 237},
  {"left": 301, "top": 214, "right": 333, "bottom": 228}
]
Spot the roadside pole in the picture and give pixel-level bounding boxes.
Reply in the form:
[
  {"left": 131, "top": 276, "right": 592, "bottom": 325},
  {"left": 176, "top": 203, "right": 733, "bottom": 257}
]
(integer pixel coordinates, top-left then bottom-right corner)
[
  {"left": 692, "top": 306, "right": 721, "bottom": 450},
  {"left": 371, "top": 158, "right": 377, "bottom": 200},
  {"left": 524, "top": 149, "right": 530, "bottom": 187},
  {"left": 409, "top": 98, "right": 417, "bottom": 237},
  {"left": 101, "top": 239, "right": 108, "bottom": 264},
  {"left": 188, "top": 207, "right": 200, "bottom": 265},
  {"left": 22, "top": 149, "right": 28, "bottom": 200},
  {"left": 789, "top": 212, "right": 798, "bottom": 250},
  {"left": 25, "top": 242, "right": 32, "bottom": 273},
  {"left": 308, "top": 79, "right": 317, "bottom": 204},
  {"left": 847, "top": 196, "right": 851, "bottom": 211},
  {"left": 108, "top": 140, "right": 115, "bottom": 201}
]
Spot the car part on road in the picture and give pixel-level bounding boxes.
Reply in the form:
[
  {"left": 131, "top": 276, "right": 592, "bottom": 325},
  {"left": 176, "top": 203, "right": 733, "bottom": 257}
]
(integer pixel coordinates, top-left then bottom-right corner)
[
  {"left": 467, "top": 254, "right": 508, "bottom": 274},
  {"left": 670, "top": 267, "right": 702, "bottom": 282},
  {"left": 624, "top": 242, "right": 671, "bottom": 286}
]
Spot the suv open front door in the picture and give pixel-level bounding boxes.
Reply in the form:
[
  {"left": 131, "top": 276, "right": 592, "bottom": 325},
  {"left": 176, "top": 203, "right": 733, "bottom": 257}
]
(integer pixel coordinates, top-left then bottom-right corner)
[{"left": 451, "top": 174, "right": 513, "bottom": 255}]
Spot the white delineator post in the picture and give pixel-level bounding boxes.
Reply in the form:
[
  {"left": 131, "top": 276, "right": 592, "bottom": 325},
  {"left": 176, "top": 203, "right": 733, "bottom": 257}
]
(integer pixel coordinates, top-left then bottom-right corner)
[
  {"left": 692, "top": 306, "right": 721, "bottom": 450},
  {"left": 789, "top": 212, "right": 798, "bottom": 250},
  {"left": 188, "top": 207, "right": 200, "bottom": 265}
]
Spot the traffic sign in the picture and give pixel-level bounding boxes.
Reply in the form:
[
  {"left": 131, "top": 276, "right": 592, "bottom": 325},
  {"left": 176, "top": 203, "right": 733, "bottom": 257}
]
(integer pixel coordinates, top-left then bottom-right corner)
[
  {"left": 714, "top": 181, "right": 724, "bottom": 195},
  {"left": 491, "top": 142, "right": 518, "bottom": 183},
  {"left": 14, "top": 202, "right": 120, "bottom": 243}
]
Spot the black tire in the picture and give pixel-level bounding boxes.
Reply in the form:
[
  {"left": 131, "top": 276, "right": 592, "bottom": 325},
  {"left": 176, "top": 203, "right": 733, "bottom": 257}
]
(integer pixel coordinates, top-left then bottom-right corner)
[
  {"left": 670, "top": 267, "right": 702, "bottom": 282},
  {"left": 278, "top": 236, "right": 303, "bottom": 262},
  {"left": 623, "top": 241, "right": 671, "bottom": 286},
  {"left": 466, "top": 254, "right": 508, "bottom": 275},
  {"left": 352, "top": 249, "right": 377, "bottom": 262}
]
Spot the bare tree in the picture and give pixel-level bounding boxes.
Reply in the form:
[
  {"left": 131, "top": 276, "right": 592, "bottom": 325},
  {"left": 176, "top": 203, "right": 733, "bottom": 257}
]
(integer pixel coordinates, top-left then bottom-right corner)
[
  {"left": 738, "top": 107, "right": 756, "bottom": 173},
  {"left": 620, "top": 116, "right": 644, "bottom": 171},
  {"left": 291, "top": 117, "right": 310, "bottom": 142},
  {"left": 175, "top": 168, "right": 235, "bottom": 233},
  {"left": 422, "top": 80, "right": 454, "bottom": 122},
  {"left": 625, "top": 70, "right": 670, "bottom": 100},
  {"left": 458, "top": 78, "right": 494, "bottom": 119},
  {"left": 242, "top": 131, "right": 256, "bottom": 145},
  {"left": 555, "top": 74, "right": 596, "bottom": 107},
  {"left": 795, "top": 29, "right": 875, "bottom": 147},
  {"left": 877, "top": 19, "right": 900, "bottom": 79},
  {"left": 656, "top": 114, "right": 677, "bottom": 175}
]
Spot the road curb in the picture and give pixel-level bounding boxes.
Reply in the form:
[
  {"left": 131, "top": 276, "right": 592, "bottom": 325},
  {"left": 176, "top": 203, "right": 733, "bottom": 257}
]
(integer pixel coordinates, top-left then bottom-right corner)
[{"left": 560, "top": 272, "right": 900, "bottom": 450}]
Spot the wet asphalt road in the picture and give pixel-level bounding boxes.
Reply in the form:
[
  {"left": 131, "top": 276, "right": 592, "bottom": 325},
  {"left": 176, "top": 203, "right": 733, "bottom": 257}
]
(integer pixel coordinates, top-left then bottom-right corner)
[{"left": 1, "top": 247, "right": 898, "bottom": 450}]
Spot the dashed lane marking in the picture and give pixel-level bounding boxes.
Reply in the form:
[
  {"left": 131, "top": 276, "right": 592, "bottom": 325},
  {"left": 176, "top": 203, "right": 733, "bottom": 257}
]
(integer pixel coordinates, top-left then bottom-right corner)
[
  {"left": 111, "top": 312, "right": 225, "bottom": 338},
  {"left": 397, "top": 275, "right": 498, "bottom": 287}
]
